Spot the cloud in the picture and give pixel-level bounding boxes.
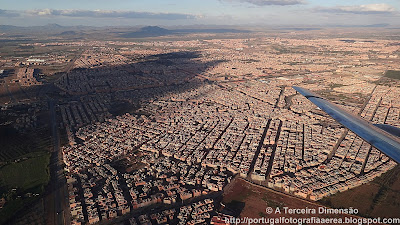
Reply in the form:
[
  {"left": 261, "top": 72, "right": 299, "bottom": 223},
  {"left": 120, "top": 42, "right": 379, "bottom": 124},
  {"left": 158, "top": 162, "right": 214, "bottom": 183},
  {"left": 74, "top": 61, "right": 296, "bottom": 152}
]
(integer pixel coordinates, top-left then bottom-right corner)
[
  {"left": 315, "top": 3, "right": 396, "bottom": 14},
  {"left": 0, "top": 9, "right": 194, "bottom": 20},
  {"left": 222, "top": 0, "right": 305, "bottom": 6},
  {"left": 26, "top": 9, "right": 195, "bottom": 20}
]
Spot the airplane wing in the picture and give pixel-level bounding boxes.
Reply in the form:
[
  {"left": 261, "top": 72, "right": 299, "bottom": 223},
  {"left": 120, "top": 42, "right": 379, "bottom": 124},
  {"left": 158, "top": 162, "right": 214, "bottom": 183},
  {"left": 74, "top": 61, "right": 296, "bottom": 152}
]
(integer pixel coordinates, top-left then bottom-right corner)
[{"left": 293, "top": 86, "right": 400, "bottom": 163}]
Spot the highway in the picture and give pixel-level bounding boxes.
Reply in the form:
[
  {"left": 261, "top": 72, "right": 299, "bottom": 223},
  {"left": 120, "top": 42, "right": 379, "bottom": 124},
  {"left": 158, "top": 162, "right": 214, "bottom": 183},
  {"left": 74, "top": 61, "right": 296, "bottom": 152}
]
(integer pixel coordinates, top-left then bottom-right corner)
[
  {"left": 41, "top": 49, "right": 83, "bottom": 225},
  {"left": 45, "top": 100, "right": 69, "bottom": 225}
]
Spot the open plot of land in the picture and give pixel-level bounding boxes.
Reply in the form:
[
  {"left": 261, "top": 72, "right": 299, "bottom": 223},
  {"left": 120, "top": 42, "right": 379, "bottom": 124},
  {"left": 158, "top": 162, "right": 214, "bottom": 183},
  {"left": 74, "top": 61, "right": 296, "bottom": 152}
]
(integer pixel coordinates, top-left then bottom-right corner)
[
  {"left": 13, "top": 198, "right": 46, "bottom": 225},
  {"left": 222, "top": 178, "right": 358, "bottom": 222},
  {"left": 0, "top": 80, "right": 13, "bottom": 105},
  {"left": 385, "top": 70, "right": 400, "bottom": 80},
  {"left": 321, "top": 165, "right": 400, "bottom": 219},
  {"left": 0, "top": 198, "right": 24, "bottom": 225}
]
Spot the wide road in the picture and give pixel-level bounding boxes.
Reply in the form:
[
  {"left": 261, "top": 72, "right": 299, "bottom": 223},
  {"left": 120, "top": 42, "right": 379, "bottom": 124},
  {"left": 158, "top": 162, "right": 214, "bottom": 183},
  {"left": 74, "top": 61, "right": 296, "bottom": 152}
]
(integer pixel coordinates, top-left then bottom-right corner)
[{"left": 45, "top": 100, "right": 69, "bottom": 225}]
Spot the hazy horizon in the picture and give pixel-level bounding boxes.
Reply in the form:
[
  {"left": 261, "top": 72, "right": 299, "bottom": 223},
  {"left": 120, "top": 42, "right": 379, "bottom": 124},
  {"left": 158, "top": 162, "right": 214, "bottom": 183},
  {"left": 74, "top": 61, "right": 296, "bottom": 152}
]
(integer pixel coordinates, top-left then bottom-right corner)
[{"left": 1, "top": 0, "right": 400, "bottom": 27}]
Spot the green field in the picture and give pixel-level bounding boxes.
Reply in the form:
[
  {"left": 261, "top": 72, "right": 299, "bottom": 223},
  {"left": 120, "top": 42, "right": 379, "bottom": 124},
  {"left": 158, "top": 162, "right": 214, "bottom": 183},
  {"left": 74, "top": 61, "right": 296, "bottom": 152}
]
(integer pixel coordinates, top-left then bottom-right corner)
[
  {"left": 0, "top": 152, "right": 50, "bottom": 224},
  {"left": 384, "top": 70, "right": 400, "bottom": 80},
  {"left": 0, "top": 152, "right": 50, "bottom": 193},
  {"left": 0, "top": 126, "right": 51, "bottom": 163}
]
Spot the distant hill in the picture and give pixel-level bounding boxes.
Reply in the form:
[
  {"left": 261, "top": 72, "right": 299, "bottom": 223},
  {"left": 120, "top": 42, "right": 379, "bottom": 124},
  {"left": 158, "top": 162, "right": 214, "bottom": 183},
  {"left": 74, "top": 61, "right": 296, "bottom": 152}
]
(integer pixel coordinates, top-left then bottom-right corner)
[
  {"left": 57, "top": 31, "right": 78, "bottom": 36},
  {"left": 141, "top": 26, "right": 170, "bottom": 34},
  {"left": 122, "top": 26, "right": 172, "bottom": 38},
  {"left": 44, "top": 23, "right": 64, "bottom": 28},
  {"left": 0, "top": 25, "right": 19, "bottom": 32}
]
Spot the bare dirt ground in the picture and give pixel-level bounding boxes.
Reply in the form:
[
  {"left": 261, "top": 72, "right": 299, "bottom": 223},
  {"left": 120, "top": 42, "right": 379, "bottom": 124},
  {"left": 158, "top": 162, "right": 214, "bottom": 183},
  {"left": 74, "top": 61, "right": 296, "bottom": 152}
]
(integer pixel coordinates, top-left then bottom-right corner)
[
  {"left": 222, "top": 177, "right": 371, "bottom": 224},
  {"left": 322, "top": 165, "right": 400, "bottom": 219}
]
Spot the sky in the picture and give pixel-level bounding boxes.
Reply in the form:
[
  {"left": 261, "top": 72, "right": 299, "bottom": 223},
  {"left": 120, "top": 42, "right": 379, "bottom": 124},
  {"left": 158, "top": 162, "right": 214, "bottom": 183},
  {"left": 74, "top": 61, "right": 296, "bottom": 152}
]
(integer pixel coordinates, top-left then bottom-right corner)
[{"left": 0, "top": 0, "right": 399, "bottom": 27}]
